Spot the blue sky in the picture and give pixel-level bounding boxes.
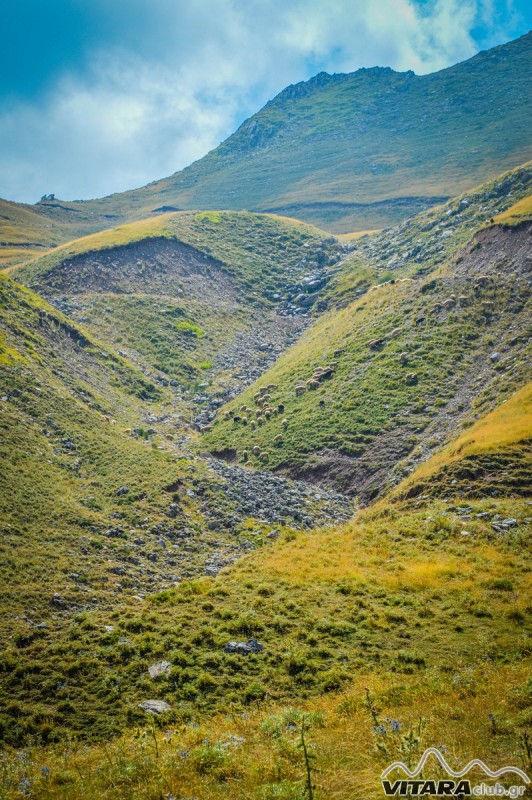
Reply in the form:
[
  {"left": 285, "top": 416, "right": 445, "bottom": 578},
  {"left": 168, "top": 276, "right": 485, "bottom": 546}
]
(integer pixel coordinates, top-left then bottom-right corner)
[{"left": 1, "top": 0, "right": 530, "bottom": 203}]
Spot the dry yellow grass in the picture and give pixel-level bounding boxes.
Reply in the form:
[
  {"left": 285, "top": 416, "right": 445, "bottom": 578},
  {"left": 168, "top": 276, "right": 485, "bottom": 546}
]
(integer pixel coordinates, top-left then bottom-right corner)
[
  {"left": 494, "top": 193, "right": 532, "bottom": 225},
  {"left": 19, "top": 213, "right": 175, "bottom": 268},
  {"left": 251, "top": 524, "right": 479, "bottom": 591},
  {"left": 337, "top": 229, "right": 381, "bottom": 240},
  {"left": 392, "top": 382, "right": 532, "bottom": 498},
  {"left": 0, "top": 248, "right": 44, "bottom": 270},
  {"left": 1, "top": 662, "right": 529, "bottom": 800}
]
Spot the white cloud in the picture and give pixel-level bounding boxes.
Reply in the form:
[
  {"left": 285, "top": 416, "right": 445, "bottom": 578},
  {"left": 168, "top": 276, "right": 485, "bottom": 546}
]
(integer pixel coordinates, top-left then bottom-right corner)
[{"left": 0, "top": 0, "right": 519, "bottom": 203}]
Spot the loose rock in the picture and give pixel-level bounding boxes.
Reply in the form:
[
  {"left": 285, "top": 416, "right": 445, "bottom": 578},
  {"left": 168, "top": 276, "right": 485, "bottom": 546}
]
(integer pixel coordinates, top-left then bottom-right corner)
[
  {"left": 224, "top": 638, "right": 264, "bottom": 655},
  {"left": 148, "top": 661, "right": 172, "bottom": 678},
  {"left": 139, "top": 699, "right": 171, "bottom": 714}
]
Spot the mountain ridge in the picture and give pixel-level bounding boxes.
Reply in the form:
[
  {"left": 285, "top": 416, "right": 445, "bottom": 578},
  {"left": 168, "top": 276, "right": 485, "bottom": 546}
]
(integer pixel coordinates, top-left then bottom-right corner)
[
  {"left": 100, "top": 30, "right": 531, "bottom": 227},
  {"left": 0, "top": 31, "right": 530, "bottom": 273}
]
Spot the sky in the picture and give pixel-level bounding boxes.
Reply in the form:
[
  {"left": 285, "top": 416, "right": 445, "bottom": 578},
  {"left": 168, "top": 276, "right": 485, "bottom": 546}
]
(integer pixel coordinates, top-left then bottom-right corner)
[{"left": 1, "top": 0, "right": 530, "bottom": 204}]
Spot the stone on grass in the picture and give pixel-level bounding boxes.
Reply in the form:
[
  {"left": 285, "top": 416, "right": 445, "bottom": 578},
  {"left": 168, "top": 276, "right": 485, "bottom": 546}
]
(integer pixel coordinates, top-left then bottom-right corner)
[
  {"left": 139, "top": 699, "right": 171, "bottom": 714},
  {"left": 148, "top": 660, "right": 172, "bottom": 678},
  {"left": 224, "top": 638, "right": 264, "bottom": 655}
]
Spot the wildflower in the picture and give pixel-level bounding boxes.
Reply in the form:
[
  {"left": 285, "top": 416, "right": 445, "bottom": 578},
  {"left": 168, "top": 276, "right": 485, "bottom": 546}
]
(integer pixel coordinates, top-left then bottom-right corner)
[
  {"left": 18, "top": 776, "right": 32, "bottom": 796},
  {"left": 373, "top": 724, "right": 387, "bottom": 736},
  {"left": 387, "top": 718, "right": 401, "bottom": 732},
  {"left": 40, "top": 766, "right": 50, "bottom": 778}
]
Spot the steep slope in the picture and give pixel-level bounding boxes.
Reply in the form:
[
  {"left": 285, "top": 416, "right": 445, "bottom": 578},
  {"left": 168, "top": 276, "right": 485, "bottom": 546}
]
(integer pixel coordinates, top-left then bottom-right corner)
[
  {"left": 12, "top": 212, "right": 343, "bottom": 424},
  {"left": 392, "top": 381, "right": 532, "bottom": 500},
  {"left": 2, "top": 179, "right": 530, "bottom": 751},
  {"left": 202, "top": 185, "right": 531, "bottom": 499},
  {"left": 0, "top": 274, "right": 224, "bottom": 617},
  {"left": 144, "top": 31, "right": 531, "bottom": 231},
  {"left": 324, "top": 163, "right": 532, "bottom": 308}
]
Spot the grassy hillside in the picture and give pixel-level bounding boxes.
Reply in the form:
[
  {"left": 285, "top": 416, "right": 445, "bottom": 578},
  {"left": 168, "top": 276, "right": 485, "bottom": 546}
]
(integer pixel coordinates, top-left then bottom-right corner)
[
  {"left": 0, "top": 268, "right": 357, "bottom": 743},
  {"left": 0, "top": 272, "right": 232, "bottom": 622},
  {"left": 47, "top": 31, "right": 532, "bottom": 234},
  {"left": 12, "top": 212, "right": 342, "bottom": 417},
  {"left": 392, "top": 382, "right": 532, "bottom": 500},
  {"left": 14, "top": 210, "right": 336, "bottom": 298},
  {"left": 495, "top": 193, "right": 532, "bottom": 226},
  {"left": 0, "top": 661, "right": 530, "bottom": 799},
  {"left": 0, "top": 182, "right": 530, "bottom": 798},
  {"left": 0, "top": 197, "right": 125, "bottom": 271},
  {"left": 202, "top": 210, "right": 531, "bottom": 498},
  {"left": 1, "top": 321, "right": 530, "bottom": 790},
  {"left": 0, "top": 476, "right": 530, "bottom": 747},
  {"left": 0, "top": 399, "right": 530, "bottom": 791},
  {"left": 324, "top": 163, "right": 532, "bottom": 310}
]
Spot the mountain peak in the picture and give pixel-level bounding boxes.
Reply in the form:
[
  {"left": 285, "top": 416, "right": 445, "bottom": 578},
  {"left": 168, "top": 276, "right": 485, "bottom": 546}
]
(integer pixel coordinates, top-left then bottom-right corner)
[
  {"left": 273, "top": 64, "right": 408, "bottom": 104},
  {"left": 273, "top": 70, "right": 338, "bottom": 102}
]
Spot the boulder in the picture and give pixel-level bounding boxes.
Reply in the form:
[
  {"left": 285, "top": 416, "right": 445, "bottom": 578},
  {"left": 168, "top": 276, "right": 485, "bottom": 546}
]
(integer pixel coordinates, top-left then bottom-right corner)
[
  {"left": 139, "top": 699, "right": 171, "bottom": 714},
  {"left": 148, "top": 660, "right": 172, "bottom": 678},
  {"left": 224, "top": 638, "right": 264, "bottom": 655}
]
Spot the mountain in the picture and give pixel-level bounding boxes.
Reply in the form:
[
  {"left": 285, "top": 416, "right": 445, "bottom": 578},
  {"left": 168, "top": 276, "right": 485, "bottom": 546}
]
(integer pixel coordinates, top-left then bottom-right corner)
[
  {"left": 128, "top": 31, "right": 531, "bottom": 232},
  {"left": 1, "top": 31, "right": 530, "bottom": 273},
  {"left": 9, "top": 165, "right": 531, "bottom": 504},
  {"left": 1, "top": 24, "right": 531, "bottom": 786}
]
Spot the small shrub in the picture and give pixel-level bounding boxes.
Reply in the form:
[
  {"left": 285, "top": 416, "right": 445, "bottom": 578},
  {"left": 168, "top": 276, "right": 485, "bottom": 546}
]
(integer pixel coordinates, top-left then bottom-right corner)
[
  {"left": 244, "top": 682, "right": 266, "bottom": 703},
  {"left": 486, "top": 578, "right": 514, "bottom": 591}
]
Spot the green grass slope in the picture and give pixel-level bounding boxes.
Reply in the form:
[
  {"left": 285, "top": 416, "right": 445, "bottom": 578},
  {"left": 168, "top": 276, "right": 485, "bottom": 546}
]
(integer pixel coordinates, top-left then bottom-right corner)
[
  {"left": 0, "top": 267, "right": 358, "bottom": 745},
  {"left": 0, "top": 197, "right": 126, "bottom": 271},
  {"left": 324, "top": 163, "right": 532, "bottom": 309},
  {"left": 14, "top": 210, "right": 335, "bottom": 299},
  {"left": 0, "top": 274, "right": 288, "bottom": 736},
  {"left": 0, "top": 211, "right": 530, "bottom": 800},
  {"left": 0, "top": 379, "right": 529, "bottom": 755},
  {"left": 0, "top": 272, "right": 239, "bottom": 620},
  {"left": 391, "top": 382, "right": 532, "bottom": 501},
  {"left": 202, "top": 206, "right": 531, "bottom": 498},
  {"left": 12, "top": 212, "right": 342, "bottom": 406},
  {"left": 62, "top": 32, "right": 532, "bottom": 233},
  {"left": 0, "top": 272, "right": 193, "bottom": 619}
]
